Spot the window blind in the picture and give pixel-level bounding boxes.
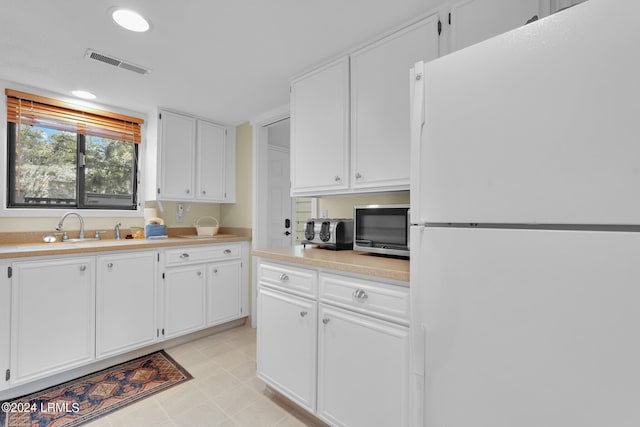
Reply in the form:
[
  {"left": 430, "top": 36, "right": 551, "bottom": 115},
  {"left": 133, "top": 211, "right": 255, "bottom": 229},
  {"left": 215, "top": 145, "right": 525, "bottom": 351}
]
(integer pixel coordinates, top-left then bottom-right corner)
[{"left": 5, "top": 89, "right": 144, "bottom": 144}]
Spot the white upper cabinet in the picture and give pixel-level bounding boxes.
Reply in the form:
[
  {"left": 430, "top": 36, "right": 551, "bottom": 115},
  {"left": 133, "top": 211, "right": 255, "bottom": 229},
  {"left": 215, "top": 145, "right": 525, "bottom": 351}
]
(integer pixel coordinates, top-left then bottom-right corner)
[
  {"left": 350, "top": 16, "right": 440, "bottom": 191},
  {"left": 448, "top": 0, "right": 549, "bottom": 53},
  {"left": 291, "top": 57, "right": 350, "bottom": 196},
  {"left": 157, "top": 109, "right": 235, "bottom": 203},
  {"left": 291, "top": 15, "right": 441, "bottom": 197},
  {"left": 158, "top": 110, "right": 196, "bottom": 200},
  {"left": 196, "top": 120, "right": 226, "bottom": 201}
]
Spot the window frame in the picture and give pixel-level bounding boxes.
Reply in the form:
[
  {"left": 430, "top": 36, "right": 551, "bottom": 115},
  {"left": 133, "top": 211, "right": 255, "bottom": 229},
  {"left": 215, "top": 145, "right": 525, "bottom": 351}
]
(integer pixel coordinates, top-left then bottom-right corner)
[
  {"left": 4, "top": 88, "right": 144, "bottom": 212},
  {"left": 6, "top": 120, "right": 140, "bottom": 211}
]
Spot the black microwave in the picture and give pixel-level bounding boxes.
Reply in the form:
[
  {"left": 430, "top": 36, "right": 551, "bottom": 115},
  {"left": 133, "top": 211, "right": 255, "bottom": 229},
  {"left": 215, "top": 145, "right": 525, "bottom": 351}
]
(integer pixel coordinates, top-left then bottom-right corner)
[{"left": 353, "top": 204, "right": 410, "bottom": 258}]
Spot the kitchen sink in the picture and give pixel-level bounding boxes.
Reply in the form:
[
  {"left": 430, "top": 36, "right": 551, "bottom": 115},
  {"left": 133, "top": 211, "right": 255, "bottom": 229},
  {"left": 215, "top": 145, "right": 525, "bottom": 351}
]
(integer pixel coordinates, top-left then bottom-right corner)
[{"left": 61, "top": 238, "right": 101, "bottom": 243}]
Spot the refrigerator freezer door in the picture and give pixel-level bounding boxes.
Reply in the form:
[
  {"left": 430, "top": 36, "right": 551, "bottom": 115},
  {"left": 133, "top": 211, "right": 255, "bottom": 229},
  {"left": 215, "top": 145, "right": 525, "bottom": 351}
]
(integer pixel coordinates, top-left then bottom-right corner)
[
  {"left": 413, "top": 227, "right": 640, "bottom": 427},
  {"left": 412, "top": 0, "right": 640, "bottom": 225}
]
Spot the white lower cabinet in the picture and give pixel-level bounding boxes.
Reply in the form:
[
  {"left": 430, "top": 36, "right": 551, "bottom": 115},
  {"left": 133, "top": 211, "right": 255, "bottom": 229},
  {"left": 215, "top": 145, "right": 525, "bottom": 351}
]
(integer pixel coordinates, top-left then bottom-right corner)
[
  {"left": 161, "top": 243, "right": 248, "bottom": 339},
  {"left": 207, "top": 260, "right": 242, "bottom": 326},
  {"left": 317, "top": 304, "right": 410, "bottom": 427},
  {"left": 10, "top": 257, "right": 95, "bottom": 385},
  {"left": 1, "top": 242, "right": 249, "bottom": 395},
  {"left": 1, "top": 263, "right": 11, "bottom": 391},
  {"left": 257, "top": 287, "right": 317, "bottom": 412},
  {"left": 96, "top": 251, "right": 158, "bottom": 359},
  {"left": 256, "top": 259, "right": 409, "bottom": 426},
  {"left": 163, "top": 264, "right": 206, "bottom": 339}
]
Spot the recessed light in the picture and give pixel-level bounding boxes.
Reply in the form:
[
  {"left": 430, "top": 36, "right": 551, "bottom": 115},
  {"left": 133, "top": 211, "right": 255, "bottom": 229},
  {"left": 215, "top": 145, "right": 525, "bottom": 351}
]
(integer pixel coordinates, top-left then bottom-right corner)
[
  {"left": 111, "top": 8, "right": 150, "bottom": 32},
  {"left": 72, "top": 90, "right": 97, "bottom": 100}
]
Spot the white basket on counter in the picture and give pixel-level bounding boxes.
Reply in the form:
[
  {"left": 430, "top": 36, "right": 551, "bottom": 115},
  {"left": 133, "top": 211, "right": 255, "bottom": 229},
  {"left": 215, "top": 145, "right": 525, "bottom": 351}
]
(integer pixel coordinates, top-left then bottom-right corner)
[{"left": 195, "top": 216, "right": 219, "bottom": 237}]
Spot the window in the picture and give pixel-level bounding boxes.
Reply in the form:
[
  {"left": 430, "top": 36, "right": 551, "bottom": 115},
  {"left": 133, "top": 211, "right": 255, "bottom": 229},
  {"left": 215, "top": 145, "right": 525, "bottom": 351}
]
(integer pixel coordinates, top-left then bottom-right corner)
[{"left": 5, "top": 89, "right": 143, "bottom": 210}]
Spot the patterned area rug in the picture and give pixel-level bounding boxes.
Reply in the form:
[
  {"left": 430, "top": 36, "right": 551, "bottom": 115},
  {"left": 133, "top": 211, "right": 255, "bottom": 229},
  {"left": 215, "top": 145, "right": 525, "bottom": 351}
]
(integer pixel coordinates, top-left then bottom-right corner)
[{"left": 0, "top": 350, "right": 192, "bottom": 426}]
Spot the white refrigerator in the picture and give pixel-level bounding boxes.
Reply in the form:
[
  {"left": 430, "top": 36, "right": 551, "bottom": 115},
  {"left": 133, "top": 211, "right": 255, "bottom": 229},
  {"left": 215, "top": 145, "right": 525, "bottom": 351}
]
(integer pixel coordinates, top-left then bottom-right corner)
[{"left": 409, "top": 1, "right": 640, "bottom": 426}]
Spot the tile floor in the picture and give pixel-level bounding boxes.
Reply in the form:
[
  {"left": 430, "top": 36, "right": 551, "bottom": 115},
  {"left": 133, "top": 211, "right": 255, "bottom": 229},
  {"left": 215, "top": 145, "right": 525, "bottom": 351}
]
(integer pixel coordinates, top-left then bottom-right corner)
[{"left": 85, "top": 324, "right": 328, "bottom": 427}]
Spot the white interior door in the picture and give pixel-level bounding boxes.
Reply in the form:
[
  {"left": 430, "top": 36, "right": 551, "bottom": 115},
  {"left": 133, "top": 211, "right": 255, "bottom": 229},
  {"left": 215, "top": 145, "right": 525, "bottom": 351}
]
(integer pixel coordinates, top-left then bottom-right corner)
[{"left": 267, "top": 119, "right": 293, "bottom": 247}]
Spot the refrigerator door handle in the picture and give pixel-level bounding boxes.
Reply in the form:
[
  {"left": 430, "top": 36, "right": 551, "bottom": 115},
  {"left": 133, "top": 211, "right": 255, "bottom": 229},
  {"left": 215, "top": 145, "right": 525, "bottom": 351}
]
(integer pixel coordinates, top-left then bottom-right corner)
[{"left": 410, "top": 61, "right": 426, "bottom": 226}]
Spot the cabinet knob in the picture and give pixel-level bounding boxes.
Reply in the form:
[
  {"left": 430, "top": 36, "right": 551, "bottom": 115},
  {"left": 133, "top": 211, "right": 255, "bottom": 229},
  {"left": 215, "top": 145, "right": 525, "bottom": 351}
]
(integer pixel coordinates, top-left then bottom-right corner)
[
  {"left": 224, "top": 249, "right": 232, "bottom": 255},
  {"left": 352, "top": 289, "right": 368, "bottom": 301},
  {"left": 202, "top": 190, "right": 206, "bottom": 195},
  {"left": 80, "top": 265, "right": 87, "bottom": 272},
  {"left": 279, "top": 273, "right": 289, "bottom": 281},
  {"left": 186, "top": 189, "right": 191, "bottom": 194},
  {"left": 213, "top": 268, "right": 218, "bottom": 274},
  {"left": 355, "top": 172, "right": 362, "bottom": 180},
  {"left": 334, "top": 176, "right": 341, "bottom": 182},
  {"left": 107, "top": 262, "right": 114, "bottom": 269},
  {"left": 197, "top": 271, "right": 202, "bottom": 277},
  {"left": 300, "top": 311, "right": 308, "bottom": 317},
  {"left": 180, "top": 253, "right": 190, "bottom": 259},
  {"left": 322, "top": 317, "right": 330, "bottom": 325}
]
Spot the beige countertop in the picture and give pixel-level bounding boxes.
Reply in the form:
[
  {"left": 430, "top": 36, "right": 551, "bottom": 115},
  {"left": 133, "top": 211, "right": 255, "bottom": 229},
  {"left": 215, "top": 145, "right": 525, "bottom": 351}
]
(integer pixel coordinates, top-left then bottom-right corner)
[
  {"left": 253, "top": 245, "right": 409, "bottom": 282},
  {"left": 0, "top": 235, "right": 250, "bottom": 259}
]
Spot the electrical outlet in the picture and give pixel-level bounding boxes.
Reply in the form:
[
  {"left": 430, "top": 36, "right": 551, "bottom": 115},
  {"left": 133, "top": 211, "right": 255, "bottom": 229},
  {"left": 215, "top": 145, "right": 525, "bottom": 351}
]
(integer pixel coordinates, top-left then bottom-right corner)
[{"left": 176, "top": 204, "right": 184, "bottom": 223}]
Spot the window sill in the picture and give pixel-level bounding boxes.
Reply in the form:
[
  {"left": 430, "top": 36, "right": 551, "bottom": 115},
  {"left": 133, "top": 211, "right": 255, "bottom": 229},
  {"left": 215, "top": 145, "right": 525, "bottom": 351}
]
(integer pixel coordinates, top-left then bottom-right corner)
[{"left": 0, "top": 206, "right": 144, "bottom": 218}]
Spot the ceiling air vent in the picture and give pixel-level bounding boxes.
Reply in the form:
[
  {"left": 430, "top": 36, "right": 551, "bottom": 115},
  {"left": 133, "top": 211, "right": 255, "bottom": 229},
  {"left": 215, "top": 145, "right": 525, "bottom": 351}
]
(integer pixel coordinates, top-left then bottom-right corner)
[{"left": 84, "top": 49, "right": 151, "bottom": 75}]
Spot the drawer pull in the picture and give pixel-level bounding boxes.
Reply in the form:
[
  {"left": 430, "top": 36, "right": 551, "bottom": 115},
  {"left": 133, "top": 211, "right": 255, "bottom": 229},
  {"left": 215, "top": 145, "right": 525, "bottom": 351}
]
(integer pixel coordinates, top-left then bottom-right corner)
[
  {"left": 224, "top": 249, "right": 232, "bottom": 255},
  {"left": 180, "top": 253, "right": 190, "bottom": 259},
  {"left": 279, "top": 273, "right": 290, "bottom": 281},
  {"left": 300, "top": 311, "right": 308, "bottom": 317},
  {"left": 322, "top": 317, "right": 331, "bottom": 325},
  {"left": 352, "top": 289, "right": 368, "bottom": 301}
]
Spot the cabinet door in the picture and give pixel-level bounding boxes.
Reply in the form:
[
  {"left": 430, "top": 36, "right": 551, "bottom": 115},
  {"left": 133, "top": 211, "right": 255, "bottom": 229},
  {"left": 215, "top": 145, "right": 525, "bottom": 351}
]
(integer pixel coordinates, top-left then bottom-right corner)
[
  {"left": 317, "top": 304, "right": 410, "bottom": 427},
  {"left": 350, "top": 16, "right": 439, "bottom": 191},
  {"left": 158, "top": 110, "right": 196, "bottom": 199},
  {"left": 0, "top": 263, "right": 10, "bottom": 391},
  {"left": 163, "top": 265, "right": 206, "bottom": 339},
  {"left": 449, "top": 0, "right": 548, "bottom": 52},
  {"left": 207, "top": 260, "right": 242, "bottom": 325},
  {"left": 196, "top": 120, "right": 226, "bottom": 201},
  {"left": 257, "top": 287, "right": 317, "bottom": 412},
  {"left": 291, "top": 57, "right": 350, "bottom": 196},
  {"left": 96, "top": 251, "right": 158, "bottom": 359},
  {"left": 10, "top": 258, "right": 95, "bottom": 385}
]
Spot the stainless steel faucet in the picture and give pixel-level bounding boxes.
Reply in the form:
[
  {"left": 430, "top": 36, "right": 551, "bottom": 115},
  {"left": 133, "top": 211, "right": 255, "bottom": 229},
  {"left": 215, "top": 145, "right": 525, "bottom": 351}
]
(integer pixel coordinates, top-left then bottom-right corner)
[
  {"left": 115, "top": 223, "right": 122, "bottom": 240},
  {"left": 56, "top": 212, "right": 85, "bottom": 240}
]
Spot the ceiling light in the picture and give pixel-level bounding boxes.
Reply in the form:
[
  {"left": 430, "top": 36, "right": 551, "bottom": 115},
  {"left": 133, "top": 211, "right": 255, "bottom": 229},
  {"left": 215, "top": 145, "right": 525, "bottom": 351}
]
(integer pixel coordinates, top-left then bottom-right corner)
[
  {"left": 111, "top": 8, "right": 150, "bottom": 32},
  {"left": 72, "top": 90, "right": 97, "bottom": 100}
]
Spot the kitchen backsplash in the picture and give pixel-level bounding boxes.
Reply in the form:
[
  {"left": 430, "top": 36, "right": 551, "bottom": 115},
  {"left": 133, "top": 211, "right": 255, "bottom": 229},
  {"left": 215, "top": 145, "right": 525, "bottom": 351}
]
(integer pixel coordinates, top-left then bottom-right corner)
[{"left": 317, "top": 192, "right": 410, "bottom": 218}]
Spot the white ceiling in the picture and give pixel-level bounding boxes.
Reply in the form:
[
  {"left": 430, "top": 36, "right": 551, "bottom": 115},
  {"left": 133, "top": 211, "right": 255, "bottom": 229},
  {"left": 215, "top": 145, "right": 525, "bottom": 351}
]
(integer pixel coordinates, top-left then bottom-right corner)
[{"left": 0, "top": 0, "right": 448, "bottom": 125}]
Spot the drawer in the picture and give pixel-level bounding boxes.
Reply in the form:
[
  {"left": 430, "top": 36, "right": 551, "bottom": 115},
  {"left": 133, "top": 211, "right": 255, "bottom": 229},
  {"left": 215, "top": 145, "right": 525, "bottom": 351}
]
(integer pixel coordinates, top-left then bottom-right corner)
[
  {"left": 258, "top": 261, "right": 317, "bottom": 298},
  {"left": 319, "top": 273, "right": 409, "bottom": 325},
  {"left": 165, "top": 244, "right": 241, "bottom": 266}
]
